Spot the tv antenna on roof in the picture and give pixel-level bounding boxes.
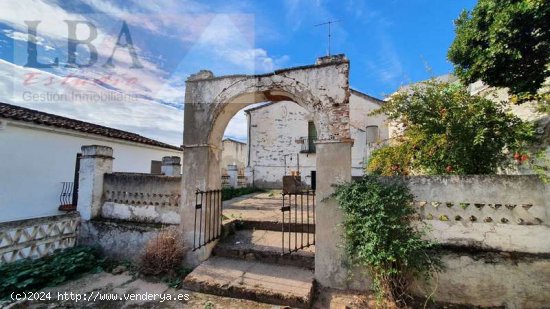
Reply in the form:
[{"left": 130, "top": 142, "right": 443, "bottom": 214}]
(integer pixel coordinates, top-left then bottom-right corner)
[{"left": 314, "top": 20, "right": 340, "bottom": 56}]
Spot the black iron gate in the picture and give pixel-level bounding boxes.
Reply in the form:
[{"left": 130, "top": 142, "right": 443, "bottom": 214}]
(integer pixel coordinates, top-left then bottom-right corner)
[
  {"left": 192, "top": 189, "right": 222, "bottom": 251},
  {"left": 281, "top": 190, "right": 315, "bottom": 255}
]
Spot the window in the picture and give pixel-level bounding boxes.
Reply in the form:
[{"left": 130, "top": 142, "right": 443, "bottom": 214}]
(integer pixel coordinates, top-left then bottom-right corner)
[
  {"left": 308, "top": 121, "right": 317, "bottom": 150},
  {"left": 298, "top": 121, "right": 318, "bottom": 153},
  {"left": 366, "top": 125, "right": 379, "bottom": 145},
  {"left": 150, "top": 160, "right": 162, "bottom": 174}
]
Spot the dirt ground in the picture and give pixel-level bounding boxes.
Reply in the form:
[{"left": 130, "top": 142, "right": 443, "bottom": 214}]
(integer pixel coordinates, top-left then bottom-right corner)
[
  {"left": 1, "top": 271, "right": 376, "bottom": 309},
  {"left": 2, "top": 271, "right": 479, "bottom": 309}
]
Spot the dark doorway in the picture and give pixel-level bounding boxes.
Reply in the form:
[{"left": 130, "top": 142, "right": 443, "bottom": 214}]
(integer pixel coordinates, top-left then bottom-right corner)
[
  {"left": 310, "top": 170, "right": 316, "bottom": 191},
  {"left": 72, "top": 153, "right": 81, "bottom": 206}
]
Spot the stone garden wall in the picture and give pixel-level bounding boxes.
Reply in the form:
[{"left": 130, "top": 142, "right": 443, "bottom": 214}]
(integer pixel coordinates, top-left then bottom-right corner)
[
  {"left": 101, "top": 173, "right": 182, "bottom": 225},
  {"left": 322, "top": 175, "right": 549, "bottom": 308},
  {"left": 78, "top": 220, "right": 176, "bottom": 262},
  {"left": 77, "top": 172, "right": 183, "bottom": 261},
  {"left": 406, "top": 175, "right": 549, "bottom": 253},
  {"left": 404, "top": 175, "right": 550, "bottom": 308}
]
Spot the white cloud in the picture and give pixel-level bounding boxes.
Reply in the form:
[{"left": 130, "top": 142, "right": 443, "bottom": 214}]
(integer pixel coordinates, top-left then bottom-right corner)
[
  {"left": 184, "top": 14, "right": 288, "bottom": 74},
  {"left": 3, "top": 30, "right": 33, "bottom": 43},
  {"left": 3, "top": 29, "right": 57, "bottom": 51},
  {"left": 0, "top": 0, "right": 289, "bottom": 143},
  {"left": 0, "top": 0, "right": 106, "bottom": 41},
  {"left": 80, "top": 1, "right": 286, "bottom": 75},
  {"left": 365, "top": 35, "right": 404, "bottom": 86},
  {"left": 0, "top": 59, "right": 183, "bottom": 145},
  {"left": 0, "top": 1, "right": 176, "bottom": 101},
  {"left": 224, "top": 110, "right": 248, "bottom": 141}
]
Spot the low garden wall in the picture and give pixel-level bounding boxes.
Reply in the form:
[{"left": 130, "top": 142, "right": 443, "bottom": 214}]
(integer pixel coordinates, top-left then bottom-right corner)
[
  {"left": 406, "top": 175, "right": 549, "bottom": 253},
  {"left": 78, "top": 172, "right": 183, "bottom": 261},
  {"left": 404, "top": 175, "right": 550, "bottom": 308},
  {"left": 78, "top": 219, "right": 173, "bottom": 262},
  {"left": 101, "top": 173, "right": 182, "bottom": 224},
  {"left": 0, "top": 213, "right": 80, "bottom": 264},
  {"left": 326, "top": 175, "right": 550, "bottom": 308}
]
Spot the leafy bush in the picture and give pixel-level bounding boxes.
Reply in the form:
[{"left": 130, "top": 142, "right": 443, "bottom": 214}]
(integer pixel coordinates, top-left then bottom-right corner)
[
  {"left": 368, "top": 80, "right": 537, "bottom": 175},
  {"left": 0, "top": 246, "right": 103, "bottom": 299},
  {"left": 221, "top": 187, "right": 263, "bottom": 201},
  {"left": 140, "top": 229, "right": 186, "bottom": 276},
  {"left": 335, "top": 177, "right": 439, "bottom": 307},
  {"left": 366, "top": 142, "right": 414, "bottom": 176}
]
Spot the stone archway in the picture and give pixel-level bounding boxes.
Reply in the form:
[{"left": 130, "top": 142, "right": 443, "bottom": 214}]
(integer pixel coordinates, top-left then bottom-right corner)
[{"left": 181, "top": 55, "right": 353, "bottom": 287}]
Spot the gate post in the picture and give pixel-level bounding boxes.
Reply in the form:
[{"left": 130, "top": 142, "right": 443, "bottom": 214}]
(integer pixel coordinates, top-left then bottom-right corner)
[
  {"left": 161, "top": 156, "right": 181, "bottom": 176},
  {"left": 77, "top": 145, "right": 113, "bottom": 220},
  {"left": 180, "top": 144, "right": 222, "bottom": 266},
  {"left": 314, "top": 140, "right": 353, "bottom": 288}
]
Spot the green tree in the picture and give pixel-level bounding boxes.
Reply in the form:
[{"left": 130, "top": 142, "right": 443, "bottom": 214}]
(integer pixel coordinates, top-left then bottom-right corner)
[
  {"left": 448, "top": 0, "right": 550, "bottom": 96},
  {"left": 367, "top": 80, "right": 536, "bottom": 175}
]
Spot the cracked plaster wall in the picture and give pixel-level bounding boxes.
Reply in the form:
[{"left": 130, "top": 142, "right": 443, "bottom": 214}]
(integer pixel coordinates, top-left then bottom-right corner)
[
  {"left": 323, "top": 175, "right": 550, "bottom": 308},
  {"left": 247, "top": 92, "right": 389, "bottom": 187}
]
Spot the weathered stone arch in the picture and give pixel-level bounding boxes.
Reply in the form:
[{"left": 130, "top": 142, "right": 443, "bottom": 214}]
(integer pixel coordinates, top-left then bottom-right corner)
[{"left": 181, "top": 56, "right": 354, "bottom": 287}]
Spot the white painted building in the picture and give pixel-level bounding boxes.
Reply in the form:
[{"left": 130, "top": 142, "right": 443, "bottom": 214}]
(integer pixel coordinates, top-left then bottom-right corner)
[
  {"left": 245, "top": 89, "right": 388, "bottom": 188},
  {"left": 0, "top": 103, "right": 182, "bottom": 222},
  {"left": 220, "top": 138, "right": 247, "bottom": 175}
]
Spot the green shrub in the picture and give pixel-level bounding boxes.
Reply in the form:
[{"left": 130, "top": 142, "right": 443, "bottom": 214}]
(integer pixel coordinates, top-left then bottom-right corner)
[
  {"left": 368, "top": 80, "right": 538, "bottom": 176},
  {"left": 221, "top": 187, "right": 263, "bottom": 201},
  {"left": 0, "top": 246, "right": 104, "bottom": 299},
  {"left": 366, "top": 142, "right": 414, "bottom": 176},
  {"left": 335, "top": 177, "right": 440, "bottom": 307}
]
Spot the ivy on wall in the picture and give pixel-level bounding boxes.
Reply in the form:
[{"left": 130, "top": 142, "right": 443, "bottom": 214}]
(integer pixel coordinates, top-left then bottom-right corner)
[{"left": 335, "top": 177, "right": 440, "bottom": 307}]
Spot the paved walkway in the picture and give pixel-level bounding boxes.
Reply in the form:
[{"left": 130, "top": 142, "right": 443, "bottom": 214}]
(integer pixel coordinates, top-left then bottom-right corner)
[
  {"left": 222, "top": 191, "right": 315, "bottom": 225},
  {"left": 220, "top": 229, "right": 315, "bottom": 255}
]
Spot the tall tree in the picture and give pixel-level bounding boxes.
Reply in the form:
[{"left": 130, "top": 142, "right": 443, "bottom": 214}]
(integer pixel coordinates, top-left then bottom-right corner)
[{"left": 448, "top": 0, "right": 550, "bottom": 96}]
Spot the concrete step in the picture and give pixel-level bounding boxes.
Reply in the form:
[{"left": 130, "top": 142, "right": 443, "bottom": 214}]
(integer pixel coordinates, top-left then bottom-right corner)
[
  {"left": 238, "top": 219, "right": 315, "bottom": 233},
  {"left": 214, "top": 229, "right": 315, "bottom": 270},
  {"left": 183, "top": 256, "right": 315, "bottom": 308}
]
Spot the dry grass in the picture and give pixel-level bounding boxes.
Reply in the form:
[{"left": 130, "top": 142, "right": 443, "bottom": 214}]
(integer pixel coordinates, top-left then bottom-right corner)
[{"left": 140, "top": 228, "right": 186, "bottom": 276}]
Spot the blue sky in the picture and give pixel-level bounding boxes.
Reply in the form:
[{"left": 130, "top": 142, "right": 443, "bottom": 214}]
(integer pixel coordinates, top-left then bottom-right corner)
[{"left": 0, "top": 0, "right": 477, "bottom": 145}]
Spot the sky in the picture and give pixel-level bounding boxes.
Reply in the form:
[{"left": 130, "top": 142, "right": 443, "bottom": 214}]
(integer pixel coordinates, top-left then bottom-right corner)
[{"left": 0, "top": 0, "right": 477, "bottom": 145}]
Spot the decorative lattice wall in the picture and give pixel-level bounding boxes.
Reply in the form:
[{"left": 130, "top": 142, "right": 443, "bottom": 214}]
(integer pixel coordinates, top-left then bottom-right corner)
[
  {"left": 0, "top": 213, "right": 80, "bottom": 264},
  {"left": 403, "top": 175, "right": 550, "bottom": 254},
  {"left": 103, "top": 173, "right": 181, "bottom": 207},
  {"left": 415, "top": 201, "right": 542, "bottom": 225}
]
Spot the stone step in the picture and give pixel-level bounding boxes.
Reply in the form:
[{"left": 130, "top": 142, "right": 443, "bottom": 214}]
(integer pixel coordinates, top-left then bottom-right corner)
[
  {"left": 183, "top": 256, "right": 315, "bottom": 308},
  {"left": 238, "top": 219, "right": 315, "bottom": 233},
  {"left": 214, "top": 229, "right": 315, "bottom": 270}
]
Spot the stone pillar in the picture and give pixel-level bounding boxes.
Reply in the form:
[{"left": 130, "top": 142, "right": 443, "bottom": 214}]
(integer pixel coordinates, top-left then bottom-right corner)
[
  {"left": 161, "top": 156, "right": 181, "bottom": 176},
  {"left": 227, "top": 164, "right": 238, "bottom": 188},
  {"left": 314, "top": 140, "right": 354, "bottom": 289},
  {"left": 180, "top": 144, "right": 221, "bottom": 266},
  {"left": 78, "top": 145, "right": 113, "bottom": 220}
]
